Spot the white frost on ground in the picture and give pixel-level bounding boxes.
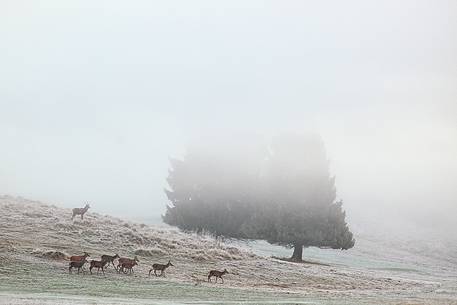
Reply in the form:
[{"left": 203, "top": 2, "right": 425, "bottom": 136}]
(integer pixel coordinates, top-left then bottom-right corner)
[{"left": 0, "top": 195, "right": 456, "bottom": 304}]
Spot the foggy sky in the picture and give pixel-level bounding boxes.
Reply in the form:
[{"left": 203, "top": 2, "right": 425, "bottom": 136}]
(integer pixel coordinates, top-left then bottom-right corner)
[{"left": 1, "top": 1, "right": 456, "bottom": 229}]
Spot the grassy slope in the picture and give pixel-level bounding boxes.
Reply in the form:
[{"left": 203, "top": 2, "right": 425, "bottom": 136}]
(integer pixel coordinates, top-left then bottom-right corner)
[{"left": 0, "top": 195, "right": 455, "bottom": 304}]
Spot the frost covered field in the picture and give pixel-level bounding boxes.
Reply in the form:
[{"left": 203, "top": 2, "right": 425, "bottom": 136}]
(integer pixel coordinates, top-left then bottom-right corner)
[{"left": 1, "top": 195, "right": 456, "bottom": 305}]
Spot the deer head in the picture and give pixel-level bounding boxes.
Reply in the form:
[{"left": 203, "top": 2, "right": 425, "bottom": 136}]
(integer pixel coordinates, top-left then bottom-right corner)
[{"left": 167, "top": 260, "right": 174, "bottom": 267}]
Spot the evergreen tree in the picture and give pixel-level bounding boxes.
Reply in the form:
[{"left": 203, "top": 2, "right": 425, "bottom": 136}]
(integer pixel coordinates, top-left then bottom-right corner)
[
  {"left": 163, "top": 133, "right": 355, "bottom": 261},
  {"left": 163, "top": 135, "right": 265, "bottom": 237},
  {"left": 244, "top": 133, "right": 354, "bottom": 260}
]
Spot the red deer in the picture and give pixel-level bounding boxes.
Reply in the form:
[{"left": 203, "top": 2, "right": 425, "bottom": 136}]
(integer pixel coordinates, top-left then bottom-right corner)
[
  {"left": 120, "top": 261, "right": 137, "bottom": 274},
  {"left": 116, "top": 256, "right": 139, "bottom": 272},
  {"left": 71, "top": 203, "right": 90, "bottom": 220},
  {"left": 69, "top": 252, "right": 90, "bottom": 262},
  {"left": 69, "top": 259, "right": 88, "bottom": 274},
  {"left": 89, "top": 259, "right": 109, "bottom": 275},
  {"left": 101, "top": 253, "right": 119, "bottom": 269},
  {"left": 208, "top": 269, "right": 228, "bottom": 283},
  {"left": 148, "top": 260, "right": 173, "bottom": 277}
]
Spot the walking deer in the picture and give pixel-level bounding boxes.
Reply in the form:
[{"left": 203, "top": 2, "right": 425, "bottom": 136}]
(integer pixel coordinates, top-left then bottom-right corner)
[
  {"left": 72, "top": 203, "right": 90, "bottom": 220},
  {"left": 208, "top": 269, "right": 228, "bottom": 283},
  {"left": 101, "top": 253, "right": 119, "bottom": 269},
  {"left": 149, "top": 260, "right": 174, "bottom": 277},
  {"left": 116, "top": 256, "right": 139, "bottom": 272},
  {"left": 120, "top": 261, "right": 137, "bottom": 274},
  {"left": 89, "top": 259, "right": 109, "bottom": 275},
  {"left": 69, "top": 259, "right": 88, "bottom": 274}
]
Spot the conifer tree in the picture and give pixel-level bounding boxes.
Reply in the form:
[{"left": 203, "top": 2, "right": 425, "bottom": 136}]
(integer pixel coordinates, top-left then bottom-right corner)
[{"left": 244, "top": 134, "right": 354, "bottom": 260}]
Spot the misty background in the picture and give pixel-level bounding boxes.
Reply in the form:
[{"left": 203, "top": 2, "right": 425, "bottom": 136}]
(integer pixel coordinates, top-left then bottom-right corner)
[{"left": 1, "top": 1, "right": 456, "bottom": 233}]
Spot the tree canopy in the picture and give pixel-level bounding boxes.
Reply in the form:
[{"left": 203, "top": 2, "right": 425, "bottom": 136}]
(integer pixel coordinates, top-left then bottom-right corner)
[
  {"left": 163, "top": 135, "right": 265, "bottom": 237},
  {"left": 163, "top": 133, "right": 355, "bottom": 260}
]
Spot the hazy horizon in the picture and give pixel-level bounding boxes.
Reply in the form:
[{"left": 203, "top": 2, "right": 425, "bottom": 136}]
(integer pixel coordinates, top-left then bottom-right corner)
[{"left": 1, "top": 1, "right": 456, "bottom": 232}]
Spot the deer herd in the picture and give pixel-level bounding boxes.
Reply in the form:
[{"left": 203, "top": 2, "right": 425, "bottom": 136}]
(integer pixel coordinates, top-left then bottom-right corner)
[
  {"left": 68, "top": 252, "right": 229, "bottom": 284},
  {"left": 67, "top": 203, "right": 229, "bottom": 284}
]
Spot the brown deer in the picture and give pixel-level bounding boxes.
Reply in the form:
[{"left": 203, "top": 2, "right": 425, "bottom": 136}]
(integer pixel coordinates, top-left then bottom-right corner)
[
  {"left": 101, "top": 253, "right": 119, "bottom": 269},
  {"left": 149, "top": 260, "right": 173, "bottom": 277},
  {"left": 120, "top": 261, "right": 137, "bottom": 274},
  {"left": 89, "top": 259, "right": 109, "bottom": 275},
  {"left": 208, "top": 269, "right": 228, "bottom": 283},
  {"left": 69, "top": 259, "right": 88, "bottom": 274},
  {"left": 72, "top": 203, "right": 90, "bottom": 220},
  {"left": 116, "top": 256, "right": 139, "bottom": 272},
  {"left": 69, "top": 252, "right": 90, "bottom": 262}
]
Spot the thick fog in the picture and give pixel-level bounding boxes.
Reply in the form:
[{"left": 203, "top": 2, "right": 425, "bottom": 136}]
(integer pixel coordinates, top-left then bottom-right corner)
[{"left": 1, "top": 1, "right": 456, "bottom": 232}]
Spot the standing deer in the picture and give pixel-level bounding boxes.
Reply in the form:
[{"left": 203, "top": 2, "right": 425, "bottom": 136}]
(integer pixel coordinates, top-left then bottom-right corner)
[
  {"left": 149, "top": 260, "right": 174, "bottom": 277},
  {"left": 101, "top": 253, "right": 119, "bottom": 269},
  {"left": 116, "top": 256, "right": 139, "bottom": 272},
  {"left": 89, "top": 259, "right": 109, "bottom": 275},
  {"left": 72, "top": 203, "right": 90, "bottom": 220},
  {"left": 69, "top": 259, "right": 88, "bottom": 274},
  {"left": 208, "top": 269, "right": 228, "bottom": 283}
]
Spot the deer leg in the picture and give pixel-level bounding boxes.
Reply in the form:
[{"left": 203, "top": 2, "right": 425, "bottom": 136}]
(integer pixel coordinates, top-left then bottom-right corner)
[
  {"left": 208, "top": 275, "right": 211, "bottom": 282},
  {"left": 90, "top": 266, "right": 93, "bottom": 274},
  {"left": 69, "top": 266, "right": 72, "bottom": 273},
  {"left": 154, "top": 269, "right": 158, "bottom": 277},
  {"left": 221, "top": 277, "right": 224, "bottom": 284}
]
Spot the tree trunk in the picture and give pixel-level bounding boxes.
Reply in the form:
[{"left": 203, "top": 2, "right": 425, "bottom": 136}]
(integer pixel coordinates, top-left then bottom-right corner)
[{"left": 290, "top": 243, "right": 303, "bottom": 261}]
